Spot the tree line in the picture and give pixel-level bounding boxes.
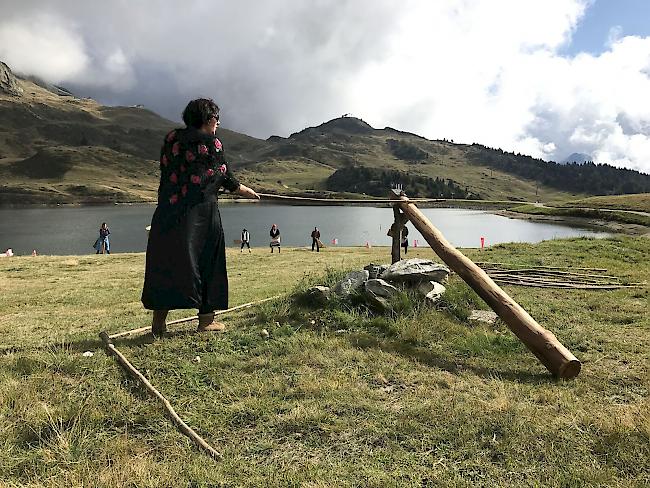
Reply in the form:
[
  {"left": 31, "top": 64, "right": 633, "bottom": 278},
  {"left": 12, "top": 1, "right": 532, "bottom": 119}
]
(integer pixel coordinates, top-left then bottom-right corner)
[
  {"left": 326, "top": 166, "right": 478, "bottom": 199},
  {"left": 467, "top": 144, "right": 650, "bottom": 195},
  {"left": 386, "top": 139, "right": 429, "bottom": 161}
]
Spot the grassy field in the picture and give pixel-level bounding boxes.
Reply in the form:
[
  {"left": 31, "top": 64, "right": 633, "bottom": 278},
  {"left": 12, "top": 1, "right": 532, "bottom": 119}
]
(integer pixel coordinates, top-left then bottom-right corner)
[
  {"left": 549, "top": 193, "right": 650, "bottom": 214},
  {"left": 509, "top": 204, "right": 650, "bottom": 228},
  {"left": 1, "top": 239, "right": 649, "bottom": 487}
]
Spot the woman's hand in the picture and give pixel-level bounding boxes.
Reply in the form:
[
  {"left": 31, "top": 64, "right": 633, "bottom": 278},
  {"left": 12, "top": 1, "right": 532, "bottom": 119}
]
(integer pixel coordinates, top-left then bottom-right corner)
[{"left": 237, "top": 184, "right": 260, "bottom": 200}]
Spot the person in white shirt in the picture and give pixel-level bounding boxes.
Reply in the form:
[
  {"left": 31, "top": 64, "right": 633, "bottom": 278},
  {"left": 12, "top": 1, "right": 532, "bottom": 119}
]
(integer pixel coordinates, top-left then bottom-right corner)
[{"left": 241, "top": 228, "right": 251, "bottom": 252}]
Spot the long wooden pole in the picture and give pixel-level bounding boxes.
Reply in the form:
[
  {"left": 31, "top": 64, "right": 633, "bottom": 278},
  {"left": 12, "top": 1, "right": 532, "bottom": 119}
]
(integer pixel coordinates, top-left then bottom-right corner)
[
  {"left": 390, "top": 192, "right": 581, "bottom": 379},
  {"left": 99, "top": 331, "right": 222, "bottom": 459}
]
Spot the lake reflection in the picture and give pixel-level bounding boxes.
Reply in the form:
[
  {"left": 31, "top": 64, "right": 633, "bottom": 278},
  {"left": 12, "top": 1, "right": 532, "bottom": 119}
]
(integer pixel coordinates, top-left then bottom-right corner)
[{"left": 0, "top": 203, "right": 609, "bottom": 255}]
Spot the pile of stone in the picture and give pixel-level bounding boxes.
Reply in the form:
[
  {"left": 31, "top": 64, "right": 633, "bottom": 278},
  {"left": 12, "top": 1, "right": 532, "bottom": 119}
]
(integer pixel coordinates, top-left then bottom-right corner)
[{"left": 306, "top": 258, "right": 451, "bottom": 312}]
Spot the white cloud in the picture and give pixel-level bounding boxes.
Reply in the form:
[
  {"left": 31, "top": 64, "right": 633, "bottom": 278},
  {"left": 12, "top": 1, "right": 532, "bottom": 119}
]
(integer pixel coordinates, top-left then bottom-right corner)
[
  {"left": 0, "top": 13, "right": 89, "bottom": 83},
  {"left": 0, "top": 0, "right": 649, "bottom": 173}
]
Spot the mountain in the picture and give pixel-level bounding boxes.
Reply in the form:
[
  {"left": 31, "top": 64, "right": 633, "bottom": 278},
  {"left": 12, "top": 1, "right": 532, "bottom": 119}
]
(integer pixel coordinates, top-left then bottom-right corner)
[
  {"left": 0, "top": 62, "right": 264, "bottom": 204},
  {"left": 238, "top": 118, "right": 649, "bottom": 199},
  {"left": 1, "top": 61, "right": 649, "bottom": 204},
  {"left": 560, "top": 153, "right": 592, "bottom": 165},
  {"left": 0, "top": 62, "right": 23, "bottom": 96}
]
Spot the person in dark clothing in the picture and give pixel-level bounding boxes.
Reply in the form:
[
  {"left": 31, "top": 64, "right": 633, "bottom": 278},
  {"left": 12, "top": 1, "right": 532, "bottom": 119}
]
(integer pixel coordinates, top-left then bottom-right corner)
[
  {"left": 401, "top": 225, "right": 409, "bottom": 254},
  {"left": 94, "top": 222, "right": 110, "bottom": 254},
  {"left": 310, "top": 227, "right": 321, "bottom": 252},
  {"left": 240, "top": 228, "right": 251, "bottom": 253},
  {"left": 141, "top": 99, "right": 259, "bottom": 336},
  {"left": 270, "top": 224, "right": 281, "bottom": 253}
]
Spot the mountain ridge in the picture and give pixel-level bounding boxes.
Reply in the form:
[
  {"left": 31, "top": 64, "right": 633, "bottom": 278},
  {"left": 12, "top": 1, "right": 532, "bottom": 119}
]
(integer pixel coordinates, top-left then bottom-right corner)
[{"left": 1, "top": 61, "right": 649, "bottom": 204}]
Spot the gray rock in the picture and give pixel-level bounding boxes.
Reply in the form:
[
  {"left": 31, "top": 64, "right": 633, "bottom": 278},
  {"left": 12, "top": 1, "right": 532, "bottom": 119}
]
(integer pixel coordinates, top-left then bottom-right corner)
[
  {"left": 469, "top": 310, "right": 498, "bottom": 325},
  {"left": 364, "top": 263, "right": 389, "bottom": 280},
  {"left": 333, "top": 270, "right": 369, "bottom": 296},
  {"left": 365, "top": 279, "right": 399, "bottom": 299},
  {"left": 306, "top": 286, "right": 331, "bottom": 304},
  {"left": 364, "top": 279, "right": 399, "bottom": 311},
  {"left": 417, "top": 280, "right": 446, "bottom": 304},
  {"left": 381, "top": 258, "right": 450, "bottom": 283},
  {"left": 0, "top": 62, "right": 23, "bottom": 96}
]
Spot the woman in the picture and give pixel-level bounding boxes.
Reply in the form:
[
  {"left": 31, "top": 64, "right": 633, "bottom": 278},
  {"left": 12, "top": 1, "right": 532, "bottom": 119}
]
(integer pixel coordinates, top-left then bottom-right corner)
[
  {"left": 269, "top": 224, "right": 281, "bottom": 253},
  {"left": 94, "top": 222, "right": 110, "bottom": 254},
  {"left": 141, "top": 98, "right": 259, "bottom": 335}
]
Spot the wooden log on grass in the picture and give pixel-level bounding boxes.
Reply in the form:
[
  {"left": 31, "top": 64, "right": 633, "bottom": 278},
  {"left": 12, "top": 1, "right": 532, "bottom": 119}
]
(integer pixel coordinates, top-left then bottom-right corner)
[
  {"left": 99, "top": 331, "right": 221, "bottom": 459},
  {"left": 389, "top": 191, "right": 581, "bottom": 379}
]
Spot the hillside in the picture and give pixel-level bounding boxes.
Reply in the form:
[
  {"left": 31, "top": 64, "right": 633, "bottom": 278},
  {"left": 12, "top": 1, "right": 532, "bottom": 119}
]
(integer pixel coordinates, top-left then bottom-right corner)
[
  {"left": 2, "top": 61, "right": 650, "bottom": 204},
  {"left": 550, "top": 193, "right": 650, "bottom": 214},
  {"left": 0, "top": 62, "right": 265, "bottom": 204}
]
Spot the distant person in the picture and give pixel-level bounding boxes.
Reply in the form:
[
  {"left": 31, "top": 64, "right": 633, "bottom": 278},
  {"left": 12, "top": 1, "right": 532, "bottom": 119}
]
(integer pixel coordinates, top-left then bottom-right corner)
[
  {"left": 401, "top": 225, "right": 409, "bottom": 255},
  {"left": 310, "top": 226, "right": 321, "bottom": 252},
  {"left": 270, "top": 224, "right": 281, "bottom": 253},
  {"left": 0, "top": 248, "right": 14, "bottom": 258},
  {"left": 141, "top": 98, "right": 260, "bottom": 336},
  {"left": 94, "top": 222, "right": 110, "bottom": 254},
  {"left": 240, "top": 228, "right": 251, "bottom": 253}
]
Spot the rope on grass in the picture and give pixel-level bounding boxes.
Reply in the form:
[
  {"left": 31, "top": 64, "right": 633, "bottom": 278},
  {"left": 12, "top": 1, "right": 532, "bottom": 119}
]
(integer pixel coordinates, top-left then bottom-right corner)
[
  {"left": 109, "top": 295, "right": 283, "bottom": 339},
  {"left": 99, "top": 331, "right": 221, "bottom": 460}
]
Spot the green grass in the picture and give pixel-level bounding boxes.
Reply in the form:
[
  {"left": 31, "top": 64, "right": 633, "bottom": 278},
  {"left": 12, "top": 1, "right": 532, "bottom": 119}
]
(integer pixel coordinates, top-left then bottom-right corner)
[
  {"left": 549, "top": 193, "right": 650, "bottom": 213},
  {"left": 1, "top": 239, "right": 649, "bottom": 486},
  {"left": 511, "top": 204, "right": 650, "bottom": 227}
]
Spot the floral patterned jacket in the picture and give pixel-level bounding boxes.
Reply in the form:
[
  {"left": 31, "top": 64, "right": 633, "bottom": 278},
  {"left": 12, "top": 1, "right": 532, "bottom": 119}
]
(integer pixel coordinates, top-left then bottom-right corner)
[{"left": 157, "top": 127, "right": 240, "bottom": 212}]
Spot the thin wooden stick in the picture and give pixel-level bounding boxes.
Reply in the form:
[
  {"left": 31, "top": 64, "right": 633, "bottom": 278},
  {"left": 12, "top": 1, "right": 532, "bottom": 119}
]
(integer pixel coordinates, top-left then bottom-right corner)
[
  {"left": 486, "top": 273, "right": 622, "bottom": 285},
  {"left": 257, "top": 193, "right": 479, "bottom": 204},
  {"left": 109, "top": 295, "right": 282, "bottom": 339},
  {"left": 475, "top": 261, "right": 609, "bottom": 272},
  {"left": 484, "top": 268, "right": 621, "bottom": 280},
  {"left": 99, "top": 331, "right": 221, "bottom": 459},
  {"left": 492, "top": 279, "right": 640, "bottom": 289}
]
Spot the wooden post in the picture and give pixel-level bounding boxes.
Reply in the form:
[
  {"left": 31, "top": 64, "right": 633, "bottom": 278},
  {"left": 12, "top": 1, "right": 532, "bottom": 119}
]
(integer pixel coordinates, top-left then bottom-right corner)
[
  {"left": 99, "top": 331, "right": 222, "bottom": 459},
  {"left": 388, "top": 205, "right": 409, "bottom": 264},
  {"left": 389, "top": 191, "right": 581, "bottom": 379}
]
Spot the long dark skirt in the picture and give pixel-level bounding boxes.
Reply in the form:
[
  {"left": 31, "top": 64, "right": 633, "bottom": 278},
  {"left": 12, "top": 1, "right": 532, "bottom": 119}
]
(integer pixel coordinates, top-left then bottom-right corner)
[{"left": 141, "top": 200, "right": 228, "bottom": 312}]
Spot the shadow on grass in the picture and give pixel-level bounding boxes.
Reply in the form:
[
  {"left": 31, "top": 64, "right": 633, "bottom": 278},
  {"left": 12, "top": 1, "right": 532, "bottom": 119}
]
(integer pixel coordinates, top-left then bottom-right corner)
[
  {"left": 348, "top": 332, "right": 553, "bottom": 384},
  {"left": 0, "top": 326, "right": 203, "bottom": 356}
]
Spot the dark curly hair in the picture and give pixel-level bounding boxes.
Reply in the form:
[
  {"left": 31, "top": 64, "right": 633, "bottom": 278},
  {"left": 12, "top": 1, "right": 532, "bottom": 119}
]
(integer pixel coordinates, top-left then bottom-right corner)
[{"left": 182, "top": 98, "right": 220, "bottom": 129}]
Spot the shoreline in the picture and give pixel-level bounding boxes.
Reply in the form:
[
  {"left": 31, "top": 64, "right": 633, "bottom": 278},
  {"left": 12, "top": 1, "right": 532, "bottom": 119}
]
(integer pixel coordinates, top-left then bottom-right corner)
[{"left": 495, "top": 209, "right": 650, "bottom": 237}]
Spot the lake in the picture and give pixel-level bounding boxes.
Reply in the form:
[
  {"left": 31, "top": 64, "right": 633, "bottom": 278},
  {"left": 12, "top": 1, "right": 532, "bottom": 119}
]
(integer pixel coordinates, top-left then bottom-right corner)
[{"left": 0, "top": 203, "right": 609, "bottom": 256}]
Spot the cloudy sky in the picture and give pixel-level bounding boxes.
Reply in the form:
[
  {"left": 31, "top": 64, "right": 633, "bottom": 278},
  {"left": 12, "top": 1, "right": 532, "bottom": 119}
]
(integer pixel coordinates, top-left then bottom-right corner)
[{"left": 1, "top": 0, "right": 650, "bottom": 173}]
